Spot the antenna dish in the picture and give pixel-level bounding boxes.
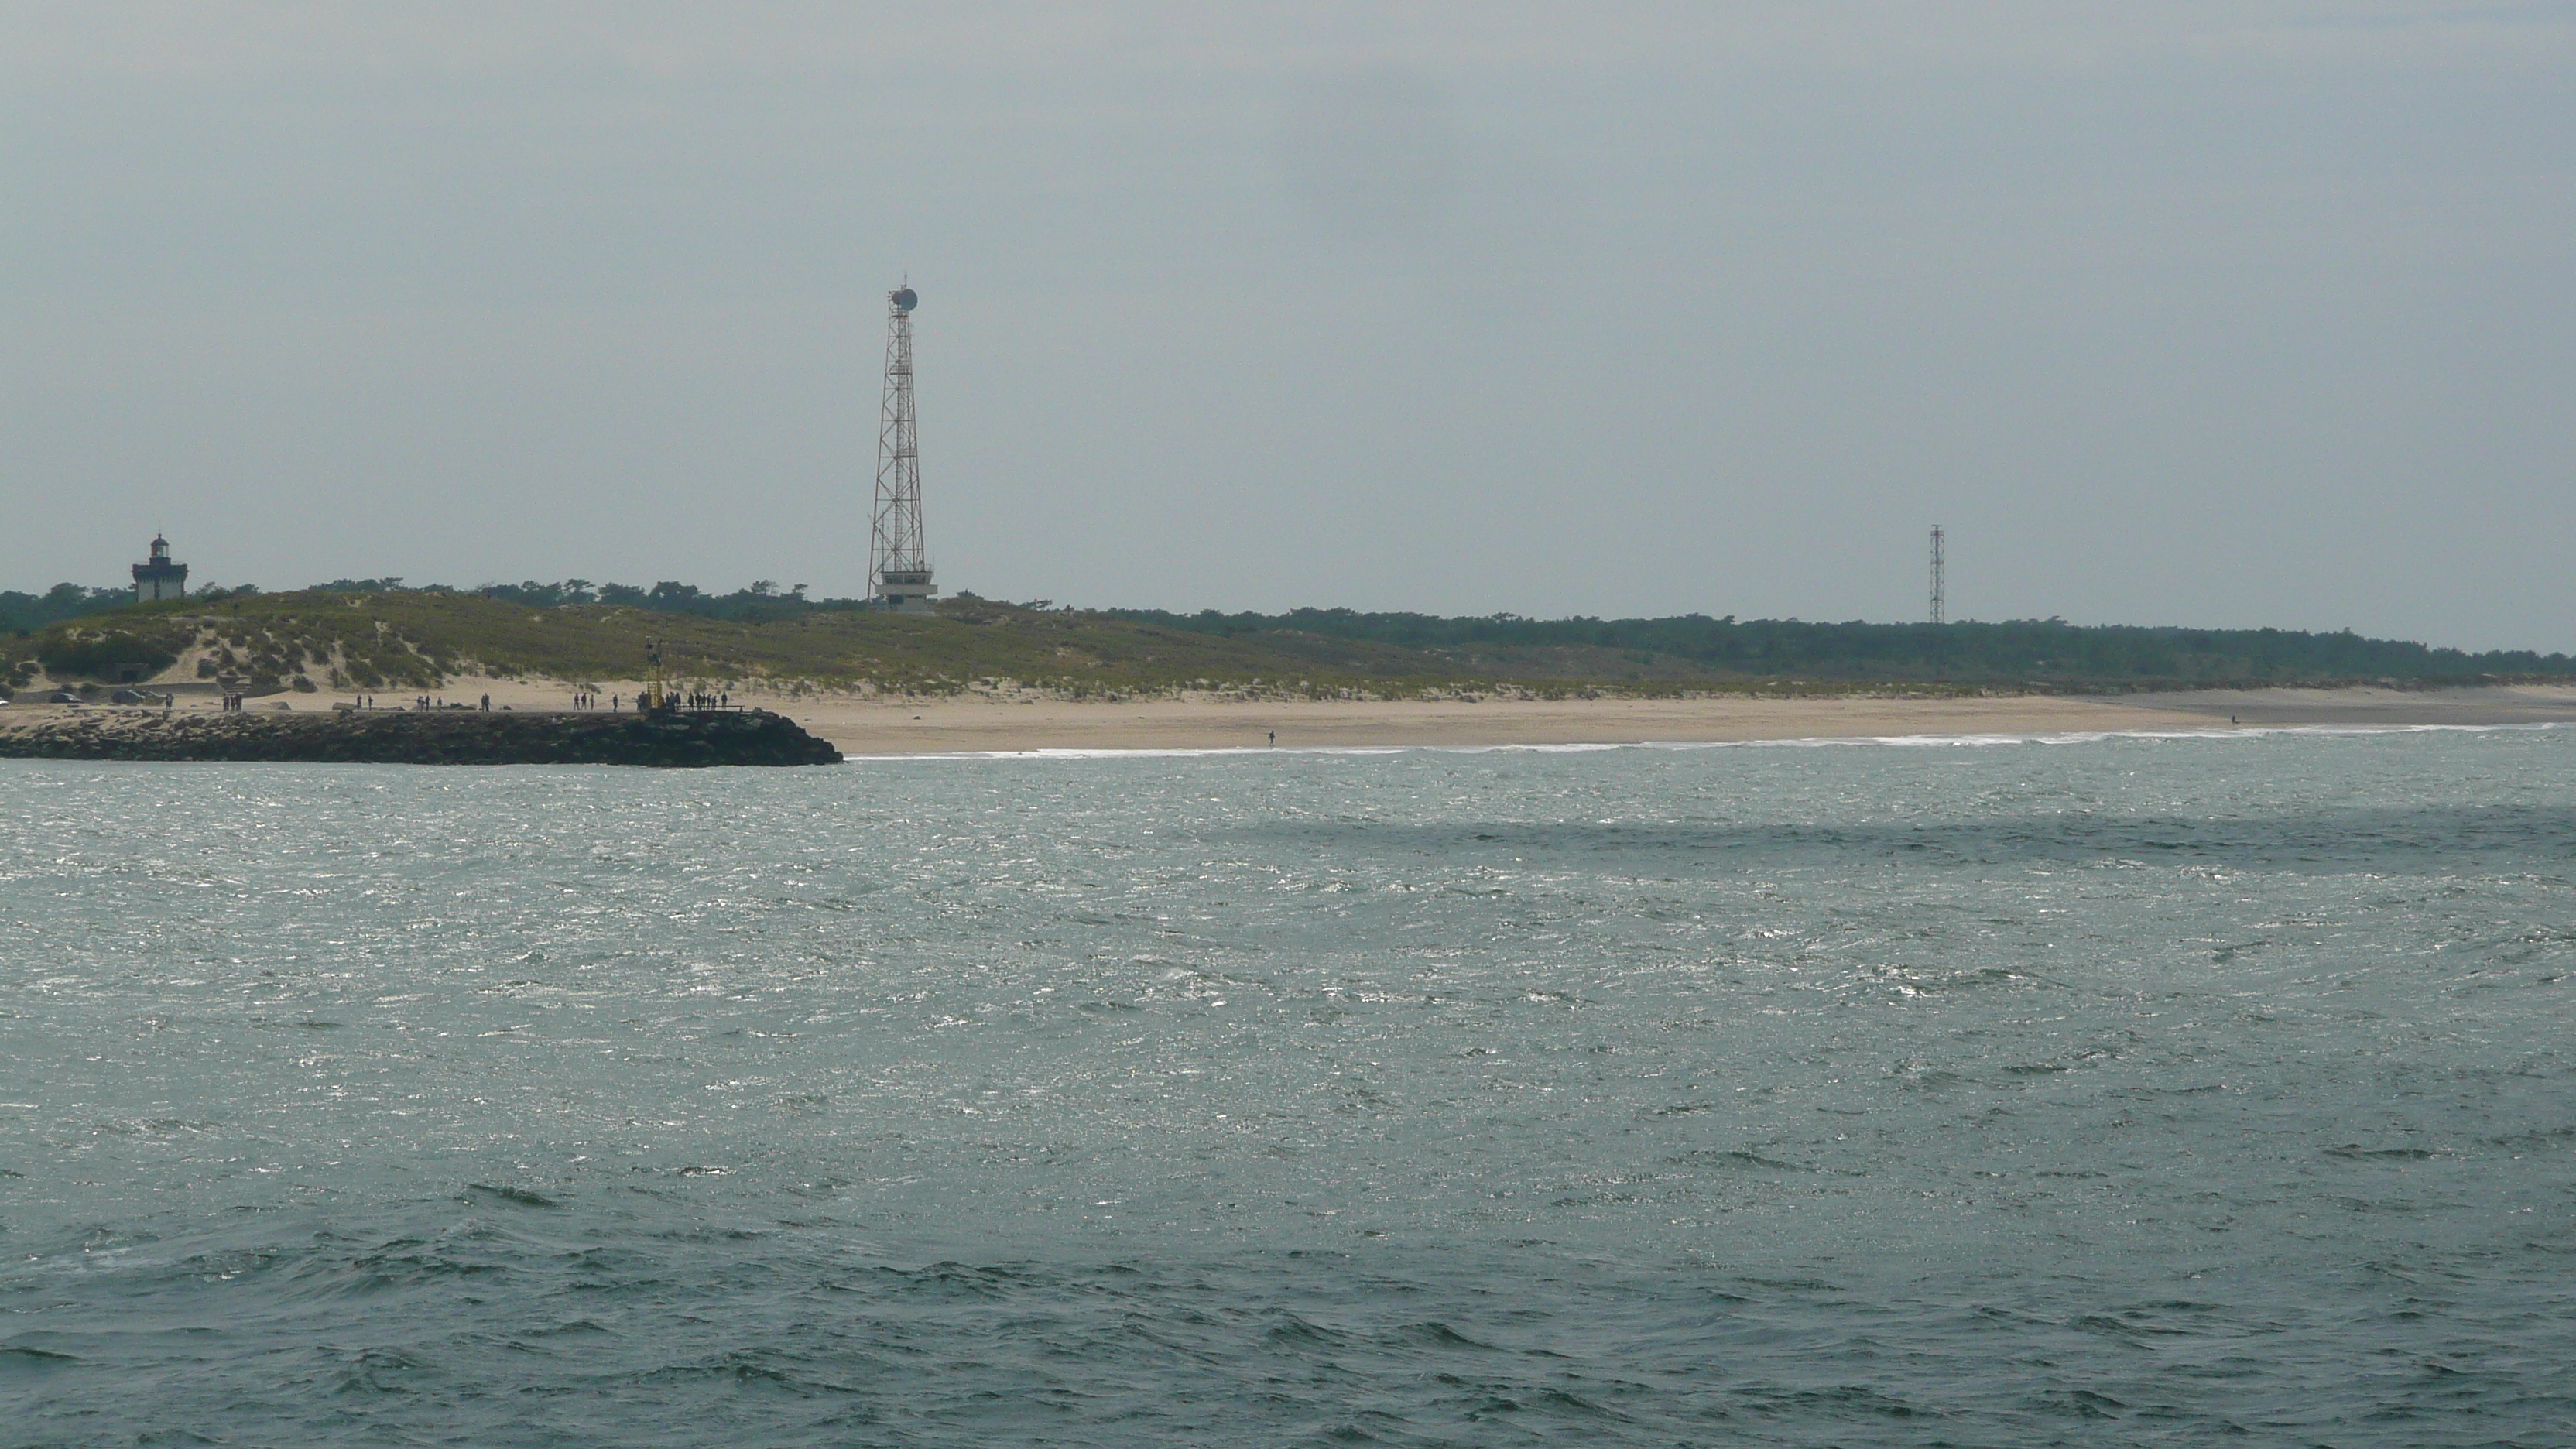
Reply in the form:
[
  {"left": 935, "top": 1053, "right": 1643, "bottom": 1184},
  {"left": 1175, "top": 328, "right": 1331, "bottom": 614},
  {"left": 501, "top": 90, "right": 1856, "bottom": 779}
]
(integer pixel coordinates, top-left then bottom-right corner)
[{"left": 891, "top": 286, "right": 917, "bottom": 311}]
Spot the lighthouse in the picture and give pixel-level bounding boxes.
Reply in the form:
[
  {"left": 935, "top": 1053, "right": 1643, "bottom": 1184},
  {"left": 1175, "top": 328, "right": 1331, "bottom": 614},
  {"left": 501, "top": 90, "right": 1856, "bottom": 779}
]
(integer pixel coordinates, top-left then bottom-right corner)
[{"left": 132, "top": 535, "right": 188, "bottom": 603}]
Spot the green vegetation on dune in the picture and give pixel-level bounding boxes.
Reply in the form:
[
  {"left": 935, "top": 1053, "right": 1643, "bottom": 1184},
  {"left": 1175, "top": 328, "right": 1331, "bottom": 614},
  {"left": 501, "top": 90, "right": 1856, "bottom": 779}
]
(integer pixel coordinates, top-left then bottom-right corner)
[
  {"left": 5, "top": 586, "right": 2567, "bottom": 697},
  {"left": 5, "top": 600, "right": 450, "bottom": 694},
  {"left": 1, "top": 591, "right": 1454, "bottom": 697}
]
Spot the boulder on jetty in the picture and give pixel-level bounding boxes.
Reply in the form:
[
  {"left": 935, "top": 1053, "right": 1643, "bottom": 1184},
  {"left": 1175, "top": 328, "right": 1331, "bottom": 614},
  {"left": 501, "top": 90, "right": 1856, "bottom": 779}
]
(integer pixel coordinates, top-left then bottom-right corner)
[{"left": 0, "top": 708, "right": 841, "bottom": 767}]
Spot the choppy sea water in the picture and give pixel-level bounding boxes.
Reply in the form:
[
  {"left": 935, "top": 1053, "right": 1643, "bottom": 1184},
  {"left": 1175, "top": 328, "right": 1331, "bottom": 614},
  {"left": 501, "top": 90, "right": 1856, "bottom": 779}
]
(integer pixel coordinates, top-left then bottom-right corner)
[{"left": 4, "top": 727, "right": 2573, "bottom": 1447}]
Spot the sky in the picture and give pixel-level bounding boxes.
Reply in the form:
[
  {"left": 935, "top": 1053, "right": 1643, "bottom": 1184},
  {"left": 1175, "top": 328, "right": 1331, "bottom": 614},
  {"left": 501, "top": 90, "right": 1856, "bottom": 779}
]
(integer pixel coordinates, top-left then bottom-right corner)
[{"left": 3, "top": 2, "right": 2571, "bottom": 649}]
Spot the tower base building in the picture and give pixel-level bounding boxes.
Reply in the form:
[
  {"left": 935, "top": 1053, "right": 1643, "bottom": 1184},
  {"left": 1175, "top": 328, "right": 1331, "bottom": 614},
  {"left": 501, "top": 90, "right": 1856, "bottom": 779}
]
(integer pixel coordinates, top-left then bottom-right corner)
[{"left": 876, "top": 569, "right": 937, "bottom": 614}]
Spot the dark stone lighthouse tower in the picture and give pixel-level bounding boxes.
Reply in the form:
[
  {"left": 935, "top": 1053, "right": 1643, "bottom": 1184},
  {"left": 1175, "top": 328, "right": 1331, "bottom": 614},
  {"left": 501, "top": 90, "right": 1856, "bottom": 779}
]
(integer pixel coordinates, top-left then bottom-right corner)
[{"left": 132, "top": 535, "right": 188, "bottom": 603}]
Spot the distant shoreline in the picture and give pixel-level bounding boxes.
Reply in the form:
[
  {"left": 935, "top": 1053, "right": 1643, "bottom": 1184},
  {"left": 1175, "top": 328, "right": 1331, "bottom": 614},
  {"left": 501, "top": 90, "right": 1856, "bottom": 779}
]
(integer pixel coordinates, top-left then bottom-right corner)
[
  {"left": 12, "top": 684, "right": 2574, "bottom": 761},
  {"left": 12, "top": 588, "right": 2571, "bottom": 718},
  {"left": 18, "top": 681, "right": 2570, "bottom": 759}
]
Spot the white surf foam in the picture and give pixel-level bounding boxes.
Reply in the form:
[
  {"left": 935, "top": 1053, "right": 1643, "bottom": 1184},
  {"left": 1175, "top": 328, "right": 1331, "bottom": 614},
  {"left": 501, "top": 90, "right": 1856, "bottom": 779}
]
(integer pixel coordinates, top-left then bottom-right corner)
[{"left": 837, "top": 719, "right": 2571, "bottom": 762}]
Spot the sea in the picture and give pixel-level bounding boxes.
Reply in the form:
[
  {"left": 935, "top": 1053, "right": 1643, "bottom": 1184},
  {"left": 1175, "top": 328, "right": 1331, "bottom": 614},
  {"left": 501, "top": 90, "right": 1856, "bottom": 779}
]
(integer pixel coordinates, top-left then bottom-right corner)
[{"left": 4, "top": 724, "right": 2572, "bottom": 1447}]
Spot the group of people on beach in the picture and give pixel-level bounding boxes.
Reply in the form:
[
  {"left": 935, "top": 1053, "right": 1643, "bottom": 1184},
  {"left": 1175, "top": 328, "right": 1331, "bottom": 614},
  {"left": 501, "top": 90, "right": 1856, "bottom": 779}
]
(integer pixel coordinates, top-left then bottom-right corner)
[{"left": 317, "top": 688, "right": 742, "bottom": 714}]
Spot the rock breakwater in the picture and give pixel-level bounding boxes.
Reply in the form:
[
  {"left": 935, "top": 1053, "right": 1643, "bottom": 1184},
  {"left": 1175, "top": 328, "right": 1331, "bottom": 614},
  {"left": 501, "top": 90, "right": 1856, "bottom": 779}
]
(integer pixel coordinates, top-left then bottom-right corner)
[{"left": 0, "top": 708, "right": 842, "bottom": 766}]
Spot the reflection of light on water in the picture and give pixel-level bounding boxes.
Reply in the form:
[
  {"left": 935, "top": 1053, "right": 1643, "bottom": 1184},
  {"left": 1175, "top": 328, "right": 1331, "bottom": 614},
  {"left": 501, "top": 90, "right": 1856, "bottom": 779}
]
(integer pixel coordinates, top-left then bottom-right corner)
[{"left": 11, "top": 731, "right": 2576, "bottom": 1440}]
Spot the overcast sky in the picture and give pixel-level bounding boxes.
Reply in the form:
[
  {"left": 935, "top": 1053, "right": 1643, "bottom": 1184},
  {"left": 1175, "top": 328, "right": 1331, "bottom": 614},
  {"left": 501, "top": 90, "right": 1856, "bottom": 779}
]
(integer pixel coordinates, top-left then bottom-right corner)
[{"left": 5, "top": 2, "right": 2571, "bottom": 647}]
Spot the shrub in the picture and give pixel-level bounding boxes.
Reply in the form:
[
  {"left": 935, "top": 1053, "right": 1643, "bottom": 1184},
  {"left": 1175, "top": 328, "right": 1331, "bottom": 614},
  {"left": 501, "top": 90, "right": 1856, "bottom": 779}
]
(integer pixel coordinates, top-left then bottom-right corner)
[{"left": 39, "top": 634, "right": 180, "bottom": 680}]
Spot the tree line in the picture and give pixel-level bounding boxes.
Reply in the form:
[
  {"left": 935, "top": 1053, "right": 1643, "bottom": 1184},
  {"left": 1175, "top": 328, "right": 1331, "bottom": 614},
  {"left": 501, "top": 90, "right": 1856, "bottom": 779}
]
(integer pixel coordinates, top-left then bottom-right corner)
[
  {"left": 0, "top": 584, "right": 132, "bottom": 635},
  {"left": 16, "top": 577, "right": 2570, "bottom": 686},
  {"left": 5, "top": 577, "right": 875, "bottom": 631},
  {"left": 1103, "top": 608, "right": 2574, "bottom": 685}
]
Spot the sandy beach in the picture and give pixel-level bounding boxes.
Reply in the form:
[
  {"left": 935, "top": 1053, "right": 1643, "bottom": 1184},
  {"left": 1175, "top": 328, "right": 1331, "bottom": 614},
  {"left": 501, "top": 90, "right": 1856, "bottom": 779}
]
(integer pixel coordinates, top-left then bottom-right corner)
[
  {"left": 16, "top": 680, "right": 2575, "bottom": 756},
  {"left": 772, "top": 683, "right": 2576, "bottom": 754},
  {"left": 784, "top": 691, "right": 2222, "bottom": 755}
]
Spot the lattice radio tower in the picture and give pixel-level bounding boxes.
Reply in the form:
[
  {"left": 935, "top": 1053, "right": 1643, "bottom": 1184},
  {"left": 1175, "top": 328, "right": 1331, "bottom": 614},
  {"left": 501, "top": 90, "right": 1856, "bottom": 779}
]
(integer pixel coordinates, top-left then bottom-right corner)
[
  {"left": 871, "top": 281, "right": 937, "bottom": 612},
  {"left": 1928, "top": 524, "right": 1947, "bottom": 625}
]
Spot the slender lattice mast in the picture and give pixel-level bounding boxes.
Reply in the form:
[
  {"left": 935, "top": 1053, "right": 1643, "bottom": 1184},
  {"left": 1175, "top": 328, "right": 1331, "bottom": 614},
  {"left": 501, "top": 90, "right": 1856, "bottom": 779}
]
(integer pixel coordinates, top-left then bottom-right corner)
[
  {"left": 871, "top": 282, "right": 936, "bottom": 612},
  {"left": 1928, "top": 524, "right": 1946, "bottom": 625}
]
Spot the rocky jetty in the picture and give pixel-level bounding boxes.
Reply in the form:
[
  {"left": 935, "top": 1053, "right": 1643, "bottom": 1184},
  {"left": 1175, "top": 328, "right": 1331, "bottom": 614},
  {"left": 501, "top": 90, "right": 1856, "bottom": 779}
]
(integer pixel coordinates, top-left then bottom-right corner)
[{"left": 0, "top": 707, "right": 841, "bottom": 767}]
